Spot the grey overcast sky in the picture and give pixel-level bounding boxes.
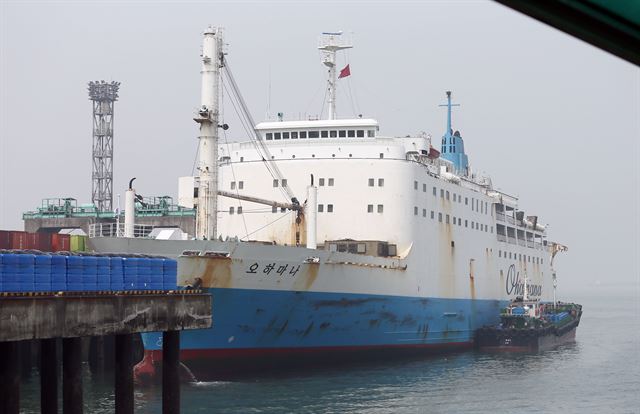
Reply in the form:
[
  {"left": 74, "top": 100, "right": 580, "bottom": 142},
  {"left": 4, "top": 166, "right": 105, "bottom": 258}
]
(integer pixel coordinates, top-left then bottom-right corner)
[{"left": 0, "top": 1, "right": 638, "bottom": 288}]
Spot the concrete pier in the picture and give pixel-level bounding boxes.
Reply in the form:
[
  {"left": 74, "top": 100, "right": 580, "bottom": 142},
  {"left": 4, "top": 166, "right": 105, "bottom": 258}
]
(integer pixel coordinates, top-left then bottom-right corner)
[{"left": 0, "top": 292, "right": 212, "bottom": 414}]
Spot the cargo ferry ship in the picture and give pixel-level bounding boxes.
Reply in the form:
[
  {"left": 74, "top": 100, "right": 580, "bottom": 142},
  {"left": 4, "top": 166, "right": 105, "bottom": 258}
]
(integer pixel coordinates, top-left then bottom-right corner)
[{"left": 90, "top": 28, "right": 572, "bottom": 380}]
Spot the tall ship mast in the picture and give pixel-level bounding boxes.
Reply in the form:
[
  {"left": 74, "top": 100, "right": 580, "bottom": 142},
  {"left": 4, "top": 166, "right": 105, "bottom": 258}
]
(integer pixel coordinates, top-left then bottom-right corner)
[{"left": 90, "top": 28, "right": 569, "bottom": 380}]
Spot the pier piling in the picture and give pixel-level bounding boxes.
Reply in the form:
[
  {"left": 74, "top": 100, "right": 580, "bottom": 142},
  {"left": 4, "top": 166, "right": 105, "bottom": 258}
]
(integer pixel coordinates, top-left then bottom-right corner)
[
  {"left": 163, "top": 330, "right": 181, "bottom": 414},
  {"left": 0, "top": 341, "right": 20, "bottom": 414},
  {"left": 40, "top": 338, "right": 58, "bottom": 414},
  {"left": 115, "top": 333, "right": 134, "bottom": 414},
  {"left": 63, "top": 337, "right": 83, "bottom": 414}
]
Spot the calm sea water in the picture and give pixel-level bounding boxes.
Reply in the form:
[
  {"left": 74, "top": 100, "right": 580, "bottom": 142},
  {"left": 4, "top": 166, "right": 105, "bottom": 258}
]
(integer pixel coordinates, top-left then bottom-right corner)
[{"left": 18, "top": 283, "right": 640, "bottom": 413}]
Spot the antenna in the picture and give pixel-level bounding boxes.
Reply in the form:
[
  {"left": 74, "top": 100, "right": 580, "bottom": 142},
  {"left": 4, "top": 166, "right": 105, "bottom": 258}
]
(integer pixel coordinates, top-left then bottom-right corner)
[
  {"left": 318, "top": 32, "right": 352, "bottom": 120},
  {"left": 438, "top": 91, "right": 460, "bottom": 139}
]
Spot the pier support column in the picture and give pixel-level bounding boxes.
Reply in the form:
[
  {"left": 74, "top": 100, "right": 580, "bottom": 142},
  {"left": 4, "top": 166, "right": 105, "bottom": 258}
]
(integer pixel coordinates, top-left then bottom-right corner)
[
  {"left": 40, "top": 339, "right": 58, "bottom": 414},
  {"left": 63, "top": 337, "right": 83, "bottom": 414},
  {"left": 162, "top": 330, "right": 180, "bottom": 414},
  {"left": 115, "top": 334, "right": 134, "bottom": 414},
  {"left": 0, "top": 341, "right": 20, "bottom": 414}
]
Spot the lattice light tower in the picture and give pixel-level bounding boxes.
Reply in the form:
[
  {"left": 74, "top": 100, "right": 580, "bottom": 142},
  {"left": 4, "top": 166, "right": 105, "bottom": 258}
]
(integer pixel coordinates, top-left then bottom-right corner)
[{"left": 88, "top": 80, "right": 120, "bottom": 212}]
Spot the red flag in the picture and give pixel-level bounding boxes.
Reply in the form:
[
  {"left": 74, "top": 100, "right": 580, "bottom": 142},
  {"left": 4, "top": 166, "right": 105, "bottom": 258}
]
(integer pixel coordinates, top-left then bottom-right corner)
[{"left": 338, "top": 64, "right": 351, "bottom": 79}]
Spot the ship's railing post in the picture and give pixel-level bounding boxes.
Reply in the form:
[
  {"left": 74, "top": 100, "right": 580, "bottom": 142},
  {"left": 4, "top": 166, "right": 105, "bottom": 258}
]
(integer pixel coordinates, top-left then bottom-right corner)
[{"left": 162, "top": 330, "right": 181, "bottom": 414}]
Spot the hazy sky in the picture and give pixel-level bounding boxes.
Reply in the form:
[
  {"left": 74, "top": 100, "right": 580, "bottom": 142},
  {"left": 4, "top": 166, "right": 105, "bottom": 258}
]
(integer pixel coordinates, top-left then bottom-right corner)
[{"left": 0, "top": 1, "right": 638, "bottom": 287}]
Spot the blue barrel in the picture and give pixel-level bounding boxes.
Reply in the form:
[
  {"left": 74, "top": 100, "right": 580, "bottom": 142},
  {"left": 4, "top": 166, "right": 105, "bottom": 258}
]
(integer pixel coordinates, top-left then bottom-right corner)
[
  {"left": 82, "top": 256, "right": 98, "bottom": 291},
  {"left": 34, "top": 254, "right": 52, "bottom": 292},
  {"left": 96, "top": 256, "right": 110, "bottom": 291},
  {"left": 17, "top": 253, "right": 35, "bottom": 292},
  {"left": 109, "top": 257, "right": 124, "bottom": 291},
  {"left": 148, "top": 258, "right": 164, "bottom": 290},
  {"left": 51, "top": 255, "right": 67, "bottom": 291},
  {"left": 137, "top": 257, "right": 152, "bottom": 290},
  {"left": 1, "top": 253, "right": 20, "bottom": 291},
  {"left": 122, "top": 257, "right": 139, "bottom": 291},
  {"left": 162, "top": 259, "right": 178, "bottom": 290}
]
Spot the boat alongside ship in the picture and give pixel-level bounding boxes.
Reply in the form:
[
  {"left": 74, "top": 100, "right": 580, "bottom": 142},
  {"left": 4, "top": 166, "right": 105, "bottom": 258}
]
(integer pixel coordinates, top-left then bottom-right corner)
[{"left": 88, "top": 27, "right": 580, "bottom": 380}]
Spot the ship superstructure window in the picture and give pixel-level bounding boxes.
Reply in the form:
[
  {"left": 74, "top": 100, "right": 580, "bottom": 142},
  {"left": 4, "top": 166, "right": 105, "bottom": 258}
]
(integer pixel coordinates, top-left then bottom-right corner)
[
  {"left": 438, "top": 212, "right": 443, "bottom": 222},
  {"left": 433, "top": 187, "right": 437, "bottom": 196},
  {"left": 282, "top": 179, "right": 288, "bottom": 187},
  {"left": 274, "top": 132, "right": 281, "bottom": 140},
  {"left": 414, "top": 181, "right": 418, "bottom": 190},
  {"left": 446, "top": 191, "right": 450, "bottom": 200},
  {"left": 266, "top": 133, "right": 273, "bottom": 140},
  {"left": 238, "top": 181, "right": 244, "bottom": 189},
  {"left": 431, "top": 211, "right": 435, "bottom": 219},
  {"left": 272, "top": 206, "right": 277, "bottom": 213},
  {"left": 329, "top": 178, "right": 334, "bottom": 186},
  {"left": 319, "top": 178, "right": 325, "bottom": 186},
  {"left": 367, "top": 130, "right": 375, "bottom": 137},
  {"left": 465, "top": 197, "right": 468, "bottom": 205},
  {"left": 348, "top": 130, "right": 355, "bottom": 138},
  {"left": 327, "top": 204, "right": 334, "bottom": 213},
  {"left": 283, "top": 132, "right": 290, "bottom": 139},
  {"left": 291, "top": 131, "right": 298, "bottom": 139},
  {"left": 440, "top": 189, "right": 444, "bottom": 198},
  {"left": 330, "top": 130, "right": 337, "bottom": 138},
  {"left": 368, "top": 178, "right": 374, "bottom": 187},
  {"left": 378, "top": 178, "right": 384, "bottom": 187},
  {"left": 309, "top": 131, "right": 319, "bottom": 138},
  {"left": 231, "top": 181, "right": 236, "bottom": 190},
  {"left": 423, "top": 209, "right": 426, "bottom": 217},
  {"left": 300, "top": 131, "right": 307, "bottom": 138},
  {"left": 237, "top": 206, "right": 243, "bottom": 214},
  {"left": 377, "top": 205, "right": 384, "bottom": 213},
  {"left": 379, "top": 153, "right": 384, "bottom": 159},
  {"left": 367, "top": 204, "right": 373, "bottom": 213},
  {"left": 357, "top": 130, "right": 365, "bottom": 137},
  {"left": 318, "top": 204, "right": 324, "bottom": 212},
  {"left": 423, "top": 183, "right": 427, "bottom": 192},
  {"left": 446, "top": 215, "right": 450, "bottom": 224},
  {"left": 229, "top": 207, "right": 235, "bottom": 215},
  {"left": 321, "top": 131, "right": 328, "bottom": 138},
  {"left": 339, "top": 130, "right": 346, "bottom": 138},
  {"left": 414, "top": 206, "right": 418, "bottom": 215},
  {"left": 273, "top": 179, "right": 278, "bottom": 187}
]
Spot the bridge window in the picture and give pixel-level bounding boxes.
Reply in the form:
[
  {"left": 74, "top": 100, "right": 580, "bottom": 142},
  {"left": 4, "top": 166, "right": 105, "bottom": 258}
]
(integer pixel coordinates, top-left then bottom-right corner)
[
  {"left": 291, "top": 131, "right": 298, "bottom": 139},
  {"left": 330, "top": 130, "right": 337, "bottom": 138},
  {"left": 283, "top": 132, "right": 290, "bottom": 139},
  {"left": 300, "top": 131, "right": 307, "bottom": 139},
  {"left": 309, "top": 131, "right": 319, "bottom": 138},
  {"left": 321, "top": 131, "right": 328, "bottom": 138},
  {"left": 357, "top": 130, "right": 365, "bottom": 137},
  {"left": 339, "top": 130, "right": 346, "bottom": 138},
  {"left": 274, "top": 132, "right": 281, "bottom": 140},
  {"left": 266, "top": 133, "right": 273, "bottom": 140},
  {"left": 368, "top": 130, "right": 375, "bottom": 137},
  {"left": 438, "top": 212, "right": 443, "bottom": 222},
  {"left": 348, "top": 130, "right": 355, "bottom": 138}
]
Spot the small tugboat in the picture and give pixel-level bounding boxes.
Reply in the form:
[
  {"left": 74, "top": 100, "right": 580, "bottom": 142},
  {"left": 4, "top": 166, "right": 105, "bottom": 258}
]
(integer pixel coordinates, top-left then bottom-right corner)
[{"left": 476, "top": 245, "right": 582, "bottom": 352}]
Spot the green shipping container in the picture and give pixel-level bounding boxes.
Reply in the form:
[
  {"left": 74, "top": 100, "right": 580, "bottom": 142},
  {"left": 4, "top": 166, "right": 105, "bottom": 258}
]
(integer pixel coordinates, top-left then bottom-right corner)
[{"left": 70, "top": 235, "right": 87, "bottom": 252}]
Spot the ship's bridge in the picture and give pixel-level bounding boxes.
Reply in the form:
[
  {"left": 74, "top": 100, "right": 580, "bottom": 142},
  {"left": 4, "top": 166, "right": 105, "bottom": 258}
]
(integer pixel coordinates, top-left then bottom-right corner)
[{"left": 255, "top": 118, "right": 379, "bottom": 140}]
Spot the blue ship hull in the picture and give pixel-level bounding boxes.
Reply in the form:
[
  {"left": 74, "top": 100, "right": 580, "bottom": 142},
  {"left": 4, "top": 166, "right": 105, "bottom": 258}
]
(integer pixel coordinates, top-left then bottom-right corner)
[{"left": 138, "top": 287, "right": 504, "bottom": 380}]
